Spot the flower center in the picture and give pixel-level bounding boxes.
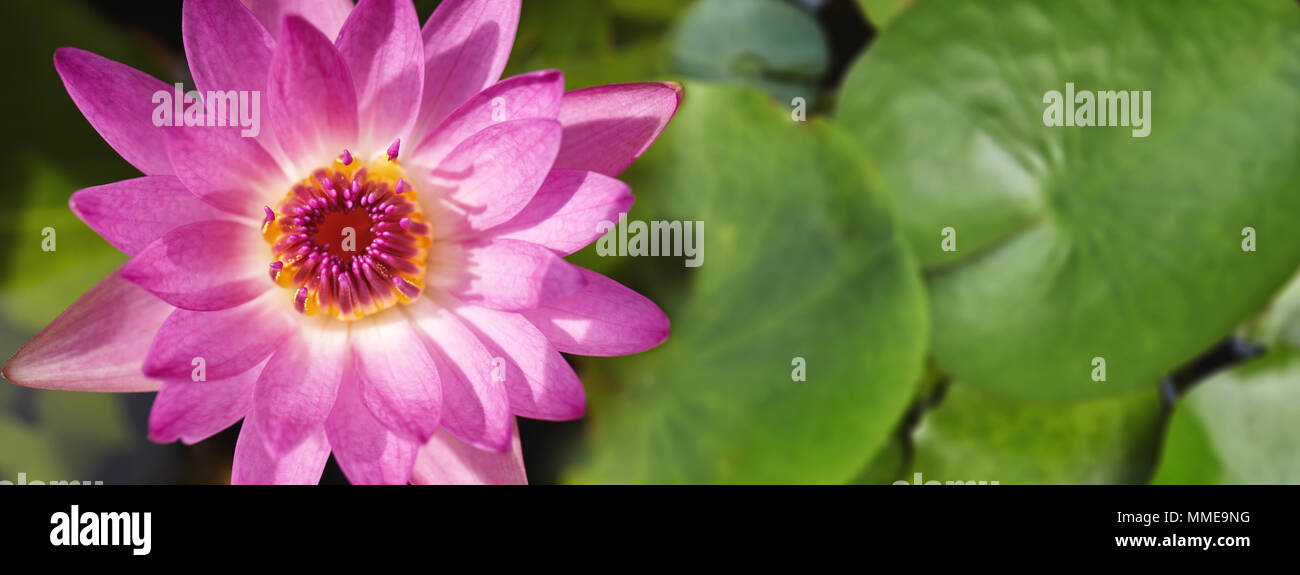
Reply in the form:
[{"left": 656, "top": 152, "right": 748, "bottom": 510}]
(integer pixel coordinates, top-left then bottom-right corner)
[{"left": 263, "top": 145, "right": 431, "bottom": 321}]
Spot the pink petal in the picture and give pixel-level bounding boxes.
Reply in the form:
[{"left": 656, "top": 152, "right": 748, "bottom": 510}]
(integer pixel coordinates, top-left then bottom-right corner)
[
  {"left": 430, "top": 118, "right": 561, "bottom": 233},
  {"left": 232, "top": 415, "right": 331, "bottom": 484},
  {"left": 120, "top": 220, "right": 269, "bottom": 311},
  {"left": 406, "top": 298, "right": 511, "bottom": 452},
  {"left": 487, "top": 169, "right": 633, "bottom": 256},
  {"left": 522, "top": 267, "right": 670, "bottom": 356},
  {"left": 410, "top": 69, "right": 564, "bottom": 169},
  {"left": 252, "top": 321, "right": 350, "bottom": 456},
  {"left": 164, "top": 122, "right": 288, "bottom": 217},
  {"left": 336, "top": 0, "right": 424, "bottom": 150},
  {"left": 148, "top": 359, "right": 266, "bottom": 445},
  {"left": 3, "top": 269, "right": 172, "bottom": 392},
  {"left": 143, "top": 291, "right": 296, "bottom": 382},
  {"left": 326, "top": 372, "right": 419, "bottom": 484},
  {"left": 52, "top": 47, "right": 173, "bottom": 175},
  {"left": 454, "top": 304, "right": 585, "bottom": 421},
  {"left": 69, "top": 176, "right": 234, "bottom": 257},
  {"left": 269, "top": 16, "right": 358, "bottom": 169},
  {"left": 451, "top": 239, "right": 586, "bottom": 311},
  {"left": 242, "top": 0, "right": 353, "bottom": 40},
  {"left": 182, "top": 0, "right": 284, "bottom": 160},
  {"left": 185, "top": 0, "right": 273, "bottom": 94},
  {"left": 172, "top": 0, "right": 291, "bottom": 216},
  {"left": 411, "top": 422, "right": 527, "bottom": 485},
  {"left": 413, "top": 0, "right": 521, "bottom": 140},
  {"left": 349, "top": 315, "right": 441, "bottom": 442},
  {"left": 555, "top": 82, "right": 682, "bottom": 177}
]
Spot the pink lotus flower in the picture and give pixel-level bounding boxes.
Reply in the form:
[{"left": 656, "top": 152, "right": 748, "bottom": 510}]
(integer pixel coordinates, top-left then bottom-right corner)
[{"left": 3, "top": 0, "right": 678, "bottom": 484}]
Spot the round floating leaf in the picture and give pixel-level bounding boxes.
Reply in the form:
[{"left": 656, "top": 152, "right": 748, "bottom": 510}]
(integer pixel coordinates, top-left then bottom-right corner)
[
  {"left": 568, "top": 84, "right": 928, "bottom": 484},
  {"left": 1152, "top": 351, "right": 1300, "bottom": 484},
  {"left": 912, "top": 383, "right": 1163, "bottom": 485},
  {"left": 835, "top": 0, "right": 1300, "bottom": 400},
  {"left": 671, "top": 0, "right": 829, "bottom": 104}
]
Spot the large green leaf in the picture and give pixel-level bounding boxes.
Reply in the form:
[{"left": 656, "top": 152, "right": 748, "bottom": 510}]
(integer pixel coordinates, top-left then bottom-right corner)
[
  {"left": 568, "top": 84, "right": 928, "bottom": 483},
  {"left": 671, "top": 0, "right": 828, "bottom": 104},
  {"left": 1248, "top": 271, "right": 1300, "bottom": 350},
  {"left": 835, "top": 0, "right": 1300, "bottom": 400},
  {"left": 912, "top": 383, "right": 1163, "bottom": 484},
  {"left": 1152, "top": 351, "right": 1300, "bottom": 484},
  {"left": 851, "top": 432, "right": 906, "bottom": 485}
]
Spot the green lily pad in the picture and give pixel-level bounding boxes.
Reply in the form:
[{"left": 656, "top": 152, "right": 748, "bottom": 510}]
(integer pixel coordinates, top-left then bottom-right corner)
[
  {"left": 1152, "top": 351, "right": 1300, "bottom": 484},
  {"left": 1248, "top": 271, "right": 1300, "bottom": 350},
  {"left": 835, "top": 0, "right": 1300, "bottom": 400},
  {"left": 671, "top": 0, "right": 828, "bottom": 105},
  {"left": 851, "top": 432, "right": 907, "bottom": 485},
  {"left": 912, "top": 383, "right": 1163, "bottom": 484},
  {"left": 567, "top": 84, "right": 928, "bottom": 483}
]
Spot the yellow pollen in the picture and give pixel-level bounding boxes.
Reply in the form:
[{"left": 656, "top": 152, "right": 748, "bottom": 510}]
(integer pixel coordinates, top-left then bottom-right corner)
[{"left": 263, "top": 154, "right": 431, "bottom": 320}]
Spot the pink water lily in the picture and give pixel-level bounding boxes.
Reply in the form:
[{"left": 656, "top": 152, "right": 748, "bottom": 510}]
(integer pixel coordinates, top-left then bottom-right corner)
[{"left": 3, "top": 0, "right": 678, "bottom": 484}]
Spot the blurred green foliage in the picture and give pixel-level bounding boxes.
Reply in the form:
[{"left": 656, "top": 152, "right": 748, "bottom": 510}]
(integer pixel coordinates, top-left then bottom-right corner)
[
  {"left": 504, "top": 0, "right": 683, "bottom": 91},
  {"left": 855, "top": 0, "right": 910, "bottom": 30},
  {"left": 0, "top": 1, "right": 146, "bottom": 332},
  {"left": 672, "top": 0, "right": 828, "bottom": 105},
  {"left": 0, "top": 0, "right": 154, "bottom": 484}
]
